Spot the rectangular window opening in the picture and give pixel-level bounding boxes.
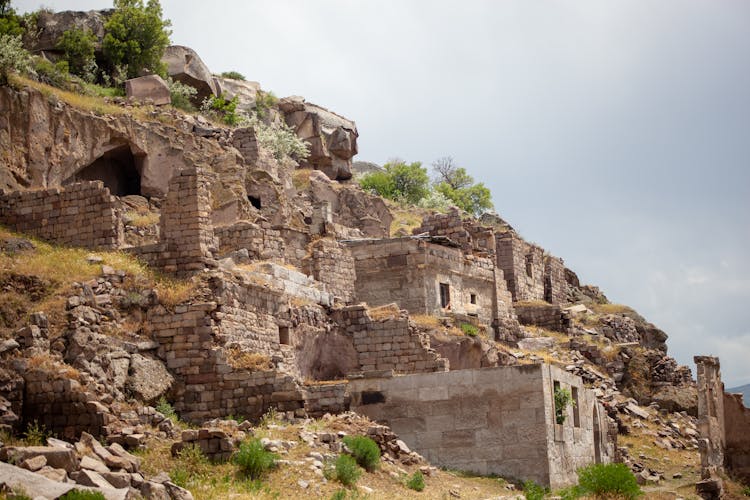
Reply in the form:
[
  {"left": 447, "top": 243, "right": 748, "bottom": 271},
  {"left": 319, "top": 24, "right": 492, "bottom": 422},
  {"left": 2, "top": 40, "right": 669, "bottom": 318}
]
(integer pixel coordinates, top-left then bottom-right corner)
[
  {"left": 572, "top": 387, "right": 581, "bottom": 428},
  {"left": 470, "top": 293, "right": 477, "bottom": 305},
  {"left": 439, "top": 282, "right": 451, "bottom": 308},
  {"left": 278, "top": 326, "right": 290, "bottom": 345}
]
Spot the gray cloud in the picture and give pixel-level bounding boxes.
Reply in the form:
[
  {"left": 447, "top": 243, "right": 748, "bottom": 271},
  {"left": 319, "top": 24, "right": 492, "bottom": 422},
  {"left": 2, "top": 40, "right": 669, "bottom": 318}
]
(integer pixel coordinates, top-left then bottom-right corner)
[{"left": 16, "top": 0, "right": 750, "bottom": 386}]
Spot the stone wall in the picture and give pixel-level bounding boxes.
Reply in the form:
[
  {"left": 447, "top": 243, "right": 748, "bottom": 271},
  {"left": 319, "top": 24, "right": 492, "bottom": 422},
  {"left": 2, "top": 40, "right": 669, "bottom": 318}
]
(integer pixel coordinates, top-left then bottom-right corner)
[
  {"left": 303, "top": 382, "right": 349, "bottom": 418},
  {"left": 0, "top": 182, "right": 122, "bottom": 249},
  {"left": 414, "top": 208, "right": 496, "bottom": 257},
  {"left": 348, "top": 364, "right": 612, "bottom": 489},
  {"left": 133, "top": 167, "right": 217, "bottom": 277},
  {"left": 515, "top": 303, "right": 567, "bottom": 332},
  {"left": 496, "top": 232, "right": 545, "bottom": 302},
  {"left": 345, "top": 237, "right": 514, "bottom": 330},
  {"left": 544, "top": 255, "right": 567, "bottom": 305},
  {"left": 214, "top": 220, "right": 284, "bottom": 261},
  {"left": 695, "top": 356, "right": 725, "bottom": 482},
  {"left": 722, "top": 392, "right": 750, "bottom": 483},
  {"left": 302, "top": 238, "right": 356, "bottom": 303},
  {"left": 22, "top": 368, "right": 112, "bottom": 440},
  {"left": 336, "top": 305, "right": 448, "bottom": 374}
]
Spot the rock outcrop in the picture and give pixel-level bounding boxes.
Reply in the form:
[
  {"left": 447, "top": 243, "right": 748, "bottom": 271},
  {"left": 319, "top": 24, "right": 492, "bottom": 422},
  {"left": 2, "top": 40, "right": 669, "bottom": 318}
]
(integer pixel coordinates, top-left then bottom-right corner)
[
  {"left": 279, "top": 96, "right": 358, "bottom": 180},
  {"left": 162, "top": 45, "right": 219, "bottom": 104}
]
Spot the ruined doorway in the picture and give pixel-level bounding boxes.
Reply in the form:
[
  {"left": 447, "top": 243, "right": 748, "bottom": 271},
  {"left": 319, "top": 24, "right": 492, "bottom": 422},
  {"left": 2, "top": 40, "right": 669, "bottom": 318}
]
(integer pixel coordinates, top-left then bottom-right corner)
[
  {"left": 440, "top": 282, "right": 450, "bottom": 308},
  {"left": 593, "top": 405, "right": 602, "bottom": 464},
  {"left": 69, "top": 144, "right": 144, "bottom": 197}
]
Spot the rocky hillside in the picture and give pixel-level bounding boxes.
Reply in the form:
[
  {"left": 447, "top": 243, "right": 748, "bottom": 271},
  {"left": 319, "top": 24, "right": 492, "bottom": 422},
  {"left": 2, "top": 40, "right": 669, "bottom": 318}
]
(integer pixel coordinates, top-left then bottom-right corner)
[{"left": 0, "top": 4, "right": 746, "bottom": 500}]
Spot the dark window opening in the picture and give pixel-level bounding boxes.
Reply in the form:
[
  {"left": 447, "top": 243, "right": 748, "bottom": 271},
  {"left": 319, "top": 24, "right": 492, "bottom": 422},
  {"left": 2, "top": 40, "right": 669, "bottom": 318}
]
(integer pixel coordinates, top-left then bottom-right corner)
[
  {"left": 362, "top": 391, "right": 386, "bottom": 405},
  {"left": 468, "top": 313, "right": 478, "bottom": 318},
  {"left": 525, "top": 254, "right": 534, "bottom": 278},
  {"left": 69, "top": 145, "right": 143, "bottom": 197},
  {"left": 439, "top": 282, "right": 450, "bottom": 308},
  {"left": 303, "top": 216, "right": 313, "bottom": 225},
  {"left": 470, "top": 293, "right": 477, "bottom": 304},
  {"left": 278, "top": 326, "right": 290, "bottom": 345},
  {"left": 572, "top": 387, "right": 580, "bottom": 428},
  {"left": 248, "top": 195, "right": 262, "bottom": 209}
]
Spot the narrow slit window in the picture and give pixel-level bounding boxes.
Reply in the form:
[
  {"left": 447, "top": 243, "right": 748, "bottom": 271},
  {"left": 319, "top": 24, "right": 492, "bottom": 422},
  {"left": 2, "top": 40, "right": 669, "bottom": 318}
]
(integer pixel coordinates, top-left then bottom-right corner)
[
  {"left": 278, "top": 326, "right": 290, "bottom": 345},
  {"left": 439, "top": 283, "right": 450, "bottom": 308},
  {"left": 470, "top": 293, "right": 477, "bottom": 305},
  {"left": 572, "top": 387, "right": 580, "bottom": 428}
]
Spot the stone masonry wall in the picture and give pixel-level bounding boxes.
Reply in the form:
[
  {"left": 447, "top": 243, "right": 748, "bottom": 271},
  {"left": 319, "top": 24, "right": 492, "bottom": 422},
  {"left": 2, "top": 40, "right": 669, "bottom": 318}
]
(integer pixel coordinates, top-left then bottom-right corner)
[
  {"left": 304, "top": 382, "right": 349, "bottom": 418},
  {"left": 695, "top": 356, "right": 726, "bottom": 481},
  {"left": 544, "top": 255, "right": 567, "bottom": 305},
  {"left": 22, "top": 368, "right": 112, "bottom": 440},
  {"left": 336, "top": 305, "right": 448, "bottom": 374},
  {"left": 302, "top": 238, "right": 356, "bottom": 304},
  {"left": 414, "top": 208, "right": 496, "bottom": 257},
  {"left": 496, "top": 232, "right": 545, "bottom": 302},
  {"left": 722, "top": 392, "right": 750, "bottom": 483},
  {"left": 0, "top": 181, "right": 122, "bottom": 249},
  {"left": 349, "top": 364, "right": 611, "bottom": 489},
  {"left": 214, "top": 220, "right": 285, "bottom": 261},
  {"left": 515, "top": 303, "right": 567, "bottom": 332},
  {"left": 346, "top": 237, "right": 514, "bottom": 329},
  {"left": 133, "top": 167, "right": 217, "bottom": 277}
]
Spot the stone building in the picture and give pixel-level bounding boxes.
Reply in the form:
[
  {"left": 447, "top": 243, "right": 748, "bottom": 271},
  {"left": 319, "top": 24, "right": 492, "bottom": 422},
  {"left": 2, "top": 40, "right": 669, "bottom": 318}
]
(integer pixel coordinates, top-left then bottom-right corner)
[
  {"left": 344, "top": 237, "right": 515, "bottom": 334},
  {"left": 349, "top": 363, "right": 615, "bottom": 489},
  {"left": 694, "top": 356, "right": 750, "bottom": 498}
]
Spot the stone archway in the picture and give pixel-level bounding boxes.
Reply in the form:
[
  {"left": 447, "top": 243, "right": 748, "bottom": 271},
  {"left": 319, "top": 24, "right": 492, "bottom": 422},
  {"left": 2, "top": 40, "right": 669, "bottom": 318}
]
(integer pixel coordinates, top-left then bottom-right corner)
[{"left": 67, "top": 144, "right": 145, "bottom": 197}]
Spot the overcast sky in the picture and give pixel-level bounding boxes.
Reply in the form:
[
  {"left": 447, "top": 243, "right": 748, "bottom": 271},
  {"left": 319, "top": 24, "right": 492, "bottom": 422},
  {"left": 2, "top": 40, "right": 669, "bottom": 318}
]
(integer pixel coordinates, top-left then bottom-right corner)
[{"left": 17, "top": 0, "right": 750, "bottom": 387}]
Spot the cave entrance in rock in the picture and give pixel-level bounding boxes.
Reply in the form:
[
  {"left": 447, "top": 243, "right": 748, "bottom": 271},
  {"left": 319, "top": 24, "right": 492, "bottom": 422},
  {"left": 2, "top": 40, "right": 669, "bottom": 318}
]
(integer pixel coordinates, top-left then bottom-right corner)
[{"left": 71, "top": 145, "right": 144, "bottom": 197}]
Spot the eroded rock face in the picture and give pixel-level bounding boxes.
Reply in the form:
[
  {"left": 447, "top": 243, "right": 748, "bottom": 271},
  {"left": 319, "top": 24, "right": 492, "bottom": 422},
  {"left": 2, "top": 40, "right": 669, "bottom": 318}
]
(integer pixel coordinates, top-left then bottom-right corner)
[
  {"left": 279, "top": 96, "right": 358, "bottom": 180},
  {"left": 125, "top": 75, "right": 171, "bottom": 106},
  {"left": 163, "top": 45, "right": 218, "bottom": 104},
  {"left": 213, "top": 76, "right": 260, "bottom": 112}
]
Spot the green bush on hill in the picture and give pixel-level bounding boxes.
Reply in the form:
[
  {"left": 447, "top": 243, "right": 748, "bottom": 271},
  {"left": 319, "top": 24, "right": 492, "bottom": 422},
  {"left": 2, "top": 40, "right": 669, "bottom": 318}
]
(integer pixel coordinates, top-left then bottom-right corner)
[{"left": 342, "top": 435, "right": 380, "bottom": 471}]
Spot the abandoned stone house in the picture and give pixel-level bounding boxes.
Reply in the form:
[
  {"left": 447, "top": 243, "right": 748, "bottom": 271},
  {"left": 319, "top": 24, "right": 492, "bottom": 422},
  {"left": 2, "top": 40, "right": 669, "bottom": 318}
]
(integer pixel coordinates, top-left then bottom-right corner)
[
  {"left": 349, "top": 364, "right": 615, "bottom": 489},
  {"left": 694, "top": 356, "right": 750, "bottom": 497},
  {"left": 0, "top": 81, "right": 614, "bottom": 487}
]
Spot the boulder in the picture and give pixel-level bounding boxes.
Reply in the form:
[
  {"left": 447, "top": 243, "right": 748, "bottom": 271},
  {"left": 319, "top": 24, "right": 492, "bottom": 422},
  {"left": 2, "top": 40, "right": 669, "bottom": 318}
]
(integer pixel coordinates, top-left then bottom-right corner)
[
  {"left": 24, "top": 9, "right": 111, "bottom": 53},
  {"left": 125, "top": 75, "right": 171, "bottom": 106},
  {"left": 126, "top": 354, "right": 174, "bottom": 403},
  {"left": 213, "top": 76, "right": 261, "bottom": 112},
  {"left": 279, "top": 96, "right": 358, "bottom": 180},
  {"left": 162, "top": 45, "right": 218, "bottom": 103},
  {"left": 7, "top": 446, "right": 78, "bottom": 473},
  {"left": 651, "top": 384, "right": 698, "bottom": 416}
]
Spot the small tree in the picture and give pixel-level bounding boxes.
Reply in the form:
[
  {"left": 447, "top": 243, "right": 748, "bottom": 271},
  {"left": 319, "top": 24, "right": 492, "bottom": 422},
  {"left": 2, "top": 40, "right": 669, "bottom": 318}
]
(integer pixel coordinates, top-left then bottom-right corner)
[
  {"left": 56, "top": 27, "right": 97, "bottom": 81},
  {"left": 431, "top": 156, "right": 494, "bottom": 216},
  {"left": 0, "top": 33, "right": 30, "bottom": 83},
  {"left": 103, "top": 0, "right": 171, "bottom": 79},
  {"left": 359, "top": 160, "right": 430, "bottom": 205},
  {"left": 554, "top": 386, "right": 574, "bottom": 424},
  {"left": 0, "top": 1, "right": 24, "bottom": 37}
]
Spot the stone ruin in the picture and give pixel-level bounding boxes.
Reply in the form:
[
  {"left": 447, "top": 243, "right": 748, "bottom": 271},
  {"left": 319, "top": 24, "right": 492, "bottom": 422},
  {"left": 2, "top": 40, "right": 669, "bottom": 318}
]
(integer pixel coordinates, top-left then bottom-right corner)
[{"left": 694, "top": 356, "right": 750, "bottom": 499}]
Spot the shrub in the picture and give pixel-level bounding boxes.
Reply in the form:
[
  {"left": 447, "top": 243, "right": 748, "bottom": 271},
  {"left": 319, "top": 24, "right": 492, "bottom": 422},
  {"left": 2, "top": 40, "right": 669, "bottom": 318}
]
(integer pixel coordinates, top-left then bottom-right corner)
[
  {"left": 248, "top": 115, "right": 310, "bottom": 161},
  {"left": 167, "top": 77, "right": 196, "bottom": 111},
  {"left": 742, "top": 485, "right": 750, "bottom": 497},
  {"left": 201, "top": 94, "right": 240, "bottom": 126},
  {"left": 233, "top": 438, "right": 278, "bottom": 479},
  {"left": 155, "top": 396, "right": 178, "bottom": 421},
  {"left": 221, "top": 70, "right": 245, "bottom": 80},
  {"left": 576, "top": 463, "right": 642, "bottom": 499},
  {"left": 170, "top": 443, "right": 208, "bottom": 486},
  {"left": 417, "top": 189, "right": 452, "bottom": 211},
  {"left": 342, "top": 435, "right": 380, "bottom": 472},
  {"left": 523, "top": 480, "right": 549, "bottom": 500},
  {"left": 31, "top": 57, "right": 72, "bottom": 88},
  {"left": 103, "top": 0, "right": 171, "bottom": 79},
  {"left": 254, "top": 89, "right": 278, "bottom": 119},
  {"left": 0, "top": 33, "right": 30, "bottom": 83},
  {"left": 330, "top": 489, "right": 348, "bottom": 500},
  {"left": 406, "top": 470, "right": 425, "bottom": 491},
  {"left": 431, "top": 157, "right": 493, "bottom": 216},
  {"left": 332, "top": 454, "right": 361, "bottom": 487},
  {"left": 56, "top": 27, "right": 97, "bottom": 82},
  {"left": 59, "top": 490, "right": 106, "bottom": 500},
  {"left": 23, "top": 420, "right": 48, "bottom": 446},
  {"left": 554, "top": 386, "right": 574, "bottom": 424},
  {"left": 460, "top": 323, "right": 479, "bottom": 337},
  {"left": 359, "top": 160, "right": 430, "bottom": 205}
]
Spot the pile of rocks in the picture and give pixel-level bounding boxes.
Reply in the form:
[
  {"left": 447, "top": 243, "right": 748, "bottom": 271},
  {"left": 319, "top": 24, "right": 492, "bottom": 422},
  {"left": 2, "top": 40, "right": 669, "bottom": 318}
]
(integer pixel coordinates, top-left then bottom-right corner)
[
  {"left": 0, "top": 432, "right": 192, "bottom": 499},
  {"left": 170, "top": 419, "right": 250, "bottom": 462}
]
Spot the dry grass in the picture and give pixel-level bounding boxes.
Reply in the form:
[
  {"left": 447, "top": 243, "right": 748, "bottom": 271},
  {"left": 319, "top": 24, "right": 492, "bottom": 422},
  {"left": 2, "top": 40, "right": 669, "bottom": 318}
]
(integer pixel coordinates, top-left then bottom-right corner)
[
  {"left": 10, "top": 74, "right": 149, "bottom": 120},
  {"left": 226, "top": 348, "right": 272, "bottom": 371},
  {"left": 409, "top": 314, "right": 442, "bottom": 329},
  {"left": 589, "top": 302, "right": 635, "bottom": 315},
  {"left": 27, "top": 353, "right": 81, "bottom": 381},
  {"left": 125, "top": 210, "right": 160, "bottom": 228},
  {"left": 292, "top": 168, "right": 314, "bottom": 191},
  {"left": 389, "top": 206, "right": 426, "bottom": 237},
  {"left": 366, "top": 304, "right": 401, "bottom": 321},
  {"left": 154, "top": 277, "right": 200, "bottom": 309}
]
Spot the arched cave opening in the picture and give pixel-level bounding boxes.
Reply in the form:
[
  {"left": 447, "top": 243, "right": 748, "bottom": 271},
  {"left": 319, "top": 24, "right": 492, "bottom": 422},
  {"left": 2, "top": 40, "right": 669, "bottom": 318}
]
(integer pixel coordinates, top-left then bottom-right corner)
[
  {"left": 248, "top": 195, "right": 262, "bottom": 209},
  {"left": 70, "top": 145, "right": 144, "bottom": 197}
]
